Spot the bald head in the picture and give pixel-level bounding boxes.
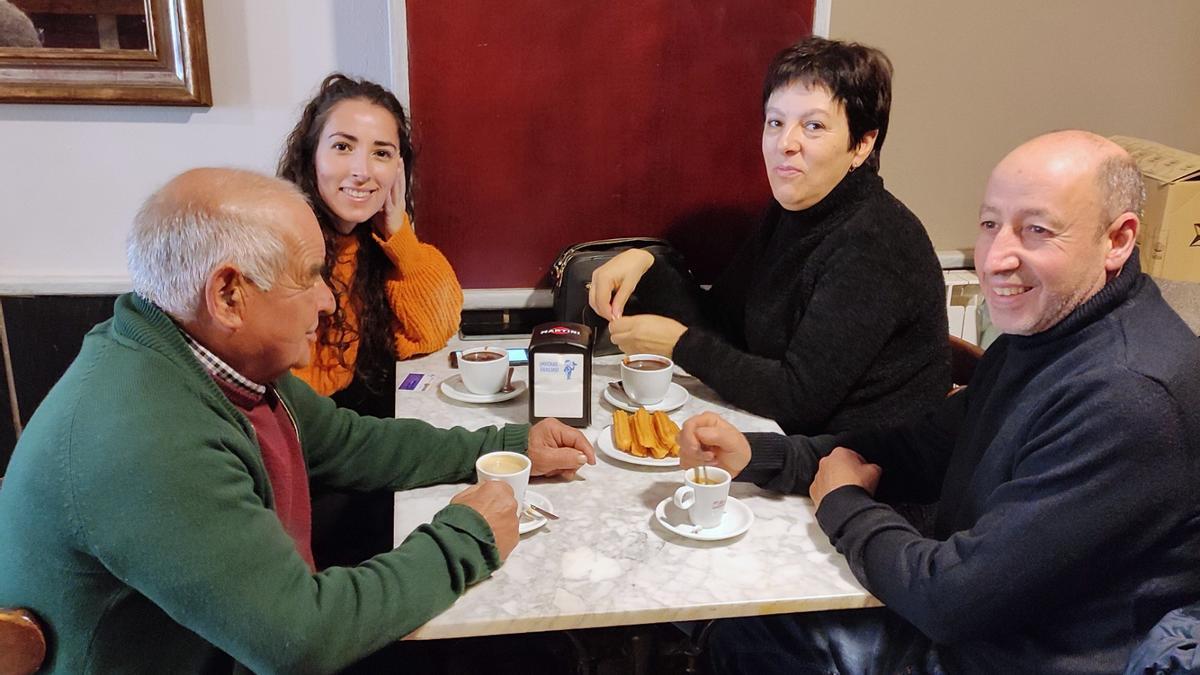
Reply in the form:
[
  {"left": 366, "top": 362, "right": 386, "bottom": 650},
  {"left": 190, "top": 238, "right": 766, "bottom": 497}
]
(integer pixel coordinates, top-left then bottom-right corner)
[
  {"left": 127, "top": 168, "right": 313, "bottom": 320},
  {"left": 996, "top": 131, "right": 1144, "bottom": 235}
]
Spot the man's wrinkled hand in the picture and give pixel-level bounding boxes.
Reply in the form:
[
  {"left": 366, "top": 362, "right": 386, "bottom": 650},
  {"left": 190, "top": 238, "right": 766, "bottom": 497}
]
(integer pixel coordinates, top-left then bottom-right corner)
[
  {"left": 450, "top": 480, "right": 518, "bottom": 560},
  {"left": 527, "top": 418, "right": 595, "bottom": 480},
  {"left": 809, "top": 446, "right": 881, "bottom": 511},
  {"left": 677, "top": 412, "right": 751, "bottom": 478}
]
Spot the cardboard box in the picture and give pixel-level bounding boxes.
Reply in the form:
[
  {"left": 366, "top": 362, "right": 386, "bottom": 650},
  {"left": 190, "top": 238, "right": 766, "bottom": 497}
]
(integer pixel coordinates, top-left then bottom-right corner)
[{"left": 1110, "top": 136, "right": 1200, "bottom": 282}]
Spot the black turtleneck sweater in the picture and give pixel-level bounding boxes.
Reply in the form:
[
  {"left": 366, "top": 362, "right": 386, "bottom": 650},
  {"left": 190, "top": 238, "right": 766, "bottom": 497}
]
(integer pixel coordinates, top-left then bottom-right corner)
[
  {"left": 742, "top": 250, "right": 1200, "bottom": 674},
  {"left": 638, "top": 167, "right": 948, "bottom": 435}
]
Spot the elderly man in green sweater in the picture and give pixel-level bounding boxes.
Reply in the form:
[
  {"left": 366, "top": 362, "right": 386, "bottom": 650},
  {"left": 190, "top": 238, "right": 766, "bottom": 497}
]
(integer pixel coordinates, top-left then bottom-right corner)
[{"left": 0, "top": 168, "right": 595, "bottom": 674}]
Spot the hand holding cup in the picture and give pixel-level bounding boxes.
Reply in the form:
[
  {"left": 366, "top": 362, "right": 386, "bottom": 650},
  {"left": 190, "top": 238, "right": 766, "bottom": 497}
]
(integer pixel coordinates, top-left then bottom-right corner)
[{"left": 450, "top": 480, "right": 519, "bottom": 560}]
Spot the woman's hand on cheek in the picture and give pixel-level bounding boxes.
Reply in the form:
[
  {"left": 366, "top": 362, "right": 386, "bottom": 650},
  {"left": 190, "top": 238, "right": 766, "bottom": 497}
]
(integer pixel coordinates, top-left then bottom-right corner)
[{"left": 372, "top": 168, "right": 408, "bottom": 240}]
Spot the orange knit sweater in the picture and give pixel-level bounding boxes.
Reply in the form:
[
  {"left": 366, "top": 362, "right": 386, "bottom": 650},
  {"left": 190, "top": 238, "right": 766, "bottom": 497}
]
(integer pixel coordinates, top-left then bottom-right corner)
[{"left": 292, "top": 214, "right": 463, "bottom": 396}]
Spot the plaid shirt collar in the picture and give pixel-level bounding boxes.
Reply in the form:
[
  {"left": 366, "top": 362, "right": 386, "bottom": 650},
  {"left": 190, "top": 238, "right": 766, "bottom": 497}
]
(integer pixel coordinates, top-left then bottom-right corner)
[{"left": 180, "top": 330, "right": 267, "bottom": 402}]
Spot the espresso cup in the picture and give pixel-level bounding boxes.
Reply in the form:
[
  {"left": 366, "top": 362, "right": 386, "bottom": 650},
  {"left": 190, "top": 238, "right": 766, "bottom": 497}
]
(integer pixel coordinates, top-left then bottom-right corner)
[
  {"left": 620, "top": 354, "right": 673, "bottom": 405},
  {"left": 459, "top": 347, "right": 509, "bottom": 395},
  {"left": 475, "top": 451, "right": 531, "bottom": 513},
  {"left": 672, "top": 466, "right": 730, "bottom": 528}
]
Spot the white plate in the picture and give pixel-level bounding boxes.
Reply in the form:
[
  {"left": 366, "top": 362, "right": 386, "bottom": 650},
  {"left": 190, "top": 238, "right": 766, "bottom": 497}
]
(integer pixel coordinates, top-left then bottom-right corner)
[
  {"left": 595, "top": 424, "right": 681, "bottom": 467},
  {"left": 440, "top": 375, "right": 526, "bottom": 404},
  {"left": 519, "top": 490, "right": 553, "bottom": 535},
  {"left": 654, "top": 495, "right": 754, "bottom": 541},
  {"left": 603, "top": 381, "right": 690, "bottom": 412}
]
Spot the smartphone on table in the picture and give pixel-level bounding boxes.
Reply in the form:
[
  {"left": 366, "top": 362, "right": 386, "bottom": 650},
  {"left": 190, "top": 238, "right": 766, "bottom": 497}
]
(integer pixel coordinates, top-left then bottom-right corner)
[{"left": 449, "top": 347, "right": 529, "bottom": 368}]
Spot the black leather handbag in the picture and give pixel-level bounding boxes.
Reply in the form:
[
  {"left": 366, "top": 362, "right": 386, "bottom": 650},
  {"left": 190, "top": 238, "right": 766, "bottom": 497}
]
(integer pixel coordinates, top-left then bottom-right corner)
[{"left": 550, "top": 237, "right": 682, "bottom": 355}]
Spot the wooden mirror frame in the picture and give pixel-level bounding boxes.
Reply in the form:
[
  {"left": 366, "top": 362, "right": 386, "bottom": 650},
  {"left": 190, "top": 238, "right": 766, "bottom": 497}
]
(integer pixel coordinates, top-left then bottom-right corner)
[{"left": 0, "top": 0, "right": 211, "bottom": 106}]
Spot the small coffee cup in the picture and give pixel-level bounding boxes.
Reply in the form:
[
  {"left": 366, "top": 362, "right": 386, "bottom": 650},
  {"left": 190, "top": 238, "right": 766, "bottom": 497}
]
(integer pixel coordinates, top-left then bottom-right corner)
[
  {"left": 459, "top": 347, "right": 509, "bottom": 395},
  {"left": 620, "top": 354, "right": 673, "bottom": 405},
  {"left": 475, "top": 451, "right": 531, "bottom": 513},
  {"left": 672, "top": 466, "right": 730, "bottom": 528}
]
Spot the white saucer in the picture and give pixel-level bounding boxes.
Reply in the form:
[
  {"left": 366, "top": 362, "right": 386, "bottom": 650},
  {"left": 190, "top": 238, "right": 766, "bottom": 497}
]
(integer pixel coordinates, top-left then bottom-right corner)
[
  {"left": 595, "top": 424, "right": 680, "bottom": 467},
  {"left": 654, "top": 496, "right": 754, "bottom": 541},
  {"left": 519, "top": 491, "right": 553, "bottom": 535},
  {"left": 603, "top": 382, "right": 689, "bottom": 412},
  {"left": 440, "top": 375, "right": 526, "bottom": 404}
]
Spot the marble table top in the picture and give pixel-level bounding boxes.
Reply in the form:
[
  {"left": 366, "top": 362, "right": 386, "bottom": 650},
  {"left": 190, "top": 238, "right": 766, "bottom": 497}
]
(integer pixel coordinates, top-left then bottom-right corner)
[{"left": 393, "top": 339, "right": 878, "bottom": 640}]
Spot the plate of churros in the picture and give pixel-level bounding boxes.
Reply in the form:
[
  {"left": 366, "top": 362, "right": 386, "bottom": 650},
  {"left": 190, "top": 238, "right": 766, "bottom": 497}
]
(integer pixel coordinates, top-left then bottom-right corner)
[{"left": 597, "top": 408, "right": 682, "bottom": 467}]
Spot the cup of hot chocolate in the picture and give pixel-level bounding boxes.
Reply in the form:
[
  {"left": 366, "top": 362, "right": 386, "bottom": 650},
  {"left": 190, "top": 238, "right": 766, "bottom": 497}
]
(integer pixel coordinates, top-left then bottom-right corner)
[
  {"left": 459, "top": 347, "right": 509, "bottom": 395},
  {"left": 619, "top": 354, "right": 673, "bottom": 405}
]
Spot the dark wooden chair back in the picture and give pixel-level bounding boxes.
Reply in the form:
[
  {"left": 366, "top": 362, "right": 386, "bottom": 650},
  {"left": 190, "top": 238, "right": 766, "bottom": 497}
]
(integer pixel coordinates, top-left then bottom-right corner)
[
  {"left": 0, "top": 608, "right": 45, "bottom": 675},
  {"left": 949, "top": 335, "right": 984, "bottom": 388}
]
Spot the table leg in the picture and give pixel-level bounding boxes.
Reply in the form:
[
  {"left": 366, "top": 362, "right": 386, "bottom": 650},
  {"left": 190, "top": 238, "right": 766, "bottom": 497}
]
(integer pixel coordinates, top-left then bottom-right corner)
[
  {"left": 684, "top": 619, "right": 717, "bottom": 675},
  {"left": 628, "top": 627, "right": 655, "bottom": 675},
  {"left": 562, "top": 629, "right": 597, "bottom": 675}
]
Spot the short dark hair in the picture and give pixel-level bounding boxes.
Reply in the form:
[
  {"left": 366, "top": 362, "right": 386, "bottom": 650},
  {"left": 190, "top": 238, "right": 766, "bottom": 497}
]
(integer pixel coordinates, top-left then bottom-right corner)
[{"left": 762, "top": 36, "right": 893, "bottom": 172}]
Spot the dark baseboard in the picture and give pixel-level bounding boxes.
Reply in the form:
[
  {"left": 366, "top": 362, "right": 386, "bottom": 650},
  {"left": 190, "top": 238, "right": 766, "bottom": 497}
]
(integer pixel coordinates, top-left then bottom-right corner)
[{"left": 0, "top": 295, "right": 119, "bottom": 472}]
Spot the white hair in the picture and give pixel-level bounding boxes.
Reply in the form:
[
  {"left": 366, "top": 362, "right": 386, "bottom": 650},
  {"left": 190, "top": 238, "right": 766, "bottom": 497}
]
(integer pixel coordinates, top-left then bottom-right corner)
[{"left": 126, "top": 170, "right": 304, "bottom": 320}]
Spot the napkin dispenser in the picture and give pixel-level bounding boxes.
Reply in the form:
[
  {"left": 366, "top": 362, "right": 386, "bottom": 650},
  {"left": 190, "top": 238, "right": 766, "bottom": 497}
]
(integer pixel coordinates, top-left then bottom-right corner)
[{"left": 528, "top": 321, "right": 593, "bottom": 427}]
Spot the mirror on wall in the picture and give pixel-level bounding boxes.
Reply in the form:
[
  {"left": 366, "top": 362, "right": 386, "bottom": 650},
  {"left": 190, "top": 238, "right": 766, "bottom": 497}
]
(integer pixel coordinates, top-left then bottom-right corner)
[{"left": 0, "top": 0, "right": 211, "bottom": 105}]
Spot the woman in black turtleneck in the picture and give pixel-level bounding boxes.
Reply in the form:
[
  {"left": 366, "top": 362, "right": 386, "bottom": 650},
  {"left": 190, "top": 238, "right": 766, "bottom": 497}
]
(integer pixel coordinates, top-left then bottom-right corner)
[{"left": 589, "top": 37, "right": 948, "bottom": 435}]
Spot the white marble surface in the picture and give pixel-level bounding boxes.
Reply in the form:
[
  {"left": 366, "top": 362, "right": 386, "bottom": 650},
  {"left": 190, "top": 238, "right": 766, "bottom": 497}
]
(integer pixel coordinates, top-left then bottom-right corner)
[{"left": 394, "top": 339, "right": 878, "bottom": 640}]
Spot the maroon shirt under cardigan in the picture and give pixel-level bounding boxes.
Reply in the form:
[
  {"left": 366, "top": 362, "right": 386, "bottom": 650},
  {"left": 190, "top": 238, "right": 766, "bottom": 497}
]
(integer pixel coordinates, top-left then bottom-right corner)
[
  {"left": 211, "top": 377, "right": 315, "bottom": 570},
  {"left": 179, "top": 330, "right": 315, "bottom": 570}
]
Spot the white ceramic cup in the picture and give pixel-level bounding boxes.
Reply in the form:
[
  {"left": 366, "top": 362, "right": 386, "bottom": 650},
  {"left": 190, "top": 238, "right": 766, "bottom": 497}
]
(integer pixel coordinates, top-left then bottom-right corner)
[
  {"left": 672, "top": 466, "right": 730, "bottom": 528},
  {"left": 459, "top": 346, "right": 510, "bottom": 395},
  {"left": 475, "top": 451, "right": 531, "bottom": 513},
  {"left": 620, "top": 353, "right": 673, "bottom": 405}
]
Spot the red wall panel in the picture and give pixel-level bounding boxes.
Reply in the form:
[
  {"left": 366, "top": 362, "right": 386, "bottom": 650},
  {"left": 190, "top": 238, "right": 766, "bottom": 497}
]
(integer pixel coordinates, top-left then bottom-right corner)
[{"left": 407, "top": 1, "right": 814, "bottom": 287}]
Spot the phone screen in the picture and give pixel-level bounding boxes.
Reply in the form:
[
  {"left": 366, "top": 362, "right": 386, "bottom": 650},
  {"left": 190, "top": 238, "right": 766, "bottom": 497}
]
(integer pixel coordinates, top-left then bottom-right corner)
[{"left": 450, "top": 348, "right": 529, "bottom": 368}]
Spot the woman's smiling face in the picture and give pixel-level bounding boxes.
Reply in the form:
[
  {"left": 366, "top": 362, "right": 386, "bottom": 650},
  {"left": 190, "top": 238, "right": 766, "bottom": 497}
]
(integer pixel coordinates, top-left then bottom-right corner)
[
  {"left": 312, "top": 98, "right": 403, "bottom": 234},
  {"left": 761, "top": 82, "right": 875, "bottom": 211}
]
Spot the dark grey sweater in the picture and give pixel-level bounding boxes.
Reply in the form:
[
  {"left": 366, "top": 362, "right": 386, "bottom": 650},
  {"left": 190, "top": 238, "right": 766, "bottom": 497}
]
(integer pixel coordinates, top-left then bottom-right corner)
[
  {"left": 638, "top": 167, "right": 949, "bottom": 434},
  {"left": 742, "top": 251, "right": 1200, "bottom": 673}
]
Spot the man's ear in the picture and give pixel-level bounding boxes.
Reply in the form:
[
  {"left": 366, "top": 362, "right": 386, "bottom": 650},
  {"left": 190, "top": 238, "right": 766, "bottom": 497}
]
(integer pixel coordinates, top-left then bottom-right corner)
[
  {"left": 1103, "top": 212, "right": 1139, "bottom": 275},
  {"left": 204, "top": 265, "right": 247, "bottom": 331}
]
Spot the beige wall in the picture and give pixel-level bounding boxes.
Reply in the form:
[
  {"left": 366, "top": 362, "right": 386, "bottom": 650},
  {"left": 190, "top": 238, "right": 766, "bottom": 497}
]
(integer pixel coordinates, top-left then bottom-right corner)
[{"left": 830, "top": 0, "right": 1200, "bottom": 251}]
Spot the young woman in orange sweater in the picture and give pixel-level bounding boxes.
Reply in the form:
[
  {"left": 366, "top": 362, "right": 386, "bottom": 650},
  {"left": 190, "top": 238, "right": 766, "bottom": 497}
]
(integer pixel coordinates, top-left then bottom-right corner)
[
  {"left": 279, "top": 73, "right": 463, "bottom": 417},
  {"left": 278, "top": 74, "right": 463, "bottom": 567}
]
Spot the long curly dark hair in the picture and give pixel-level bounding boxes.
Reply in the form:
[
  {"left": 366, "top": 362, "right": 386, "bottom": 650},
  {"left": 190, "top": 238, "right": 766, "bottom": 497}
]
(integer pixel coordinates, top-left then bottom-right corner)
[{"left": 277, "top": 73, "right": 416, "bottom": 394}]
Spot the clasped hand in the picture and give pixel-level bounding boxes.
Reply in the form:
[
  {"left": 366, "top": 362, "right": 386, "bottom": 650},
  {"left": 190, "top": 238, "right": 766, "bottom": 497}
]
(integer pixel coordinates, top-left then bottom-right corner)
[{"left": 809, "top": 447, "right": 881, "bottom": 510}]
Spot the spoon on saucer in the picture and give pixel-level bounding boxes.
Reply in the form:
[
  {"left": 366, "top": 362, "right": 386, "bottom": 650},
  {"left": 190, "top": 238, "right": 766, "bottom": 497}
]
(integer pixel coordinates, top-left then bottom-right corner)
[
  {"left": 607, "top": 380, "right": 628, "bottom": 398},
  {"left": 499, "top": 367, "right": 516, "bottom": 393}
]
